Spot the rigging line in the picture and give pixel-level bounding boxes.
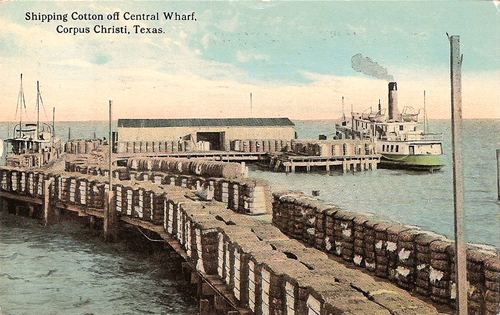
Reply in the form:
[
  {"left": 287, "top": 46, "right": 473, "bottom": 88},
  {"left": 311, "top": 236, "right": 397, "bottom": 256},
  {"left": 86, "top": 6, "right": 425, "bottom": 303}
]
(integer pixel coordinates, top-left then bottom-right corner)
[
  {"left": 136, "top": 226, "right": 164, "bottom": 242},
  {"left": 15, "top": 90, "right": 20, "bottom": 117},
  {"left": 38, "top": 88, "right": 49, "bottom": 121}
]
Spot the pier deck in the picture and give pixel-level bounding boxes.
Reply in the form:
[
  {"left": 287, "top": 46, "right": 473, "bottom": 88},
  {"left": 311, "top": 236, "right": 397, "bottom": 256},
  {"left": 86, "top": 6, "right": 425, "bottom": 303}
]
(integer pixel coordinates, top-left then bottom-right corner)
[
  {"left": 116, "top": 150, "right": 269, "bottom": 162},
  {"left": 270, "top": 153, "right": 380, "bottom": 173}
]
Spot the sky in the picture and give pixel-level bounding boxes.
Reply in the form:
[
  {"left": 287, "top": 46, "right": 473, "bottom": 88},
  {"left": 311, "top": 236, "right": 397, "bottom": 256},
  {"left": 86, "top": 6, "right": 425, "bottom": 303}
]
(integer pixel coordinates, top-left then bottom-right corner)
[{"left": 0, "top": 1, "right": 499, "bottom": 121}]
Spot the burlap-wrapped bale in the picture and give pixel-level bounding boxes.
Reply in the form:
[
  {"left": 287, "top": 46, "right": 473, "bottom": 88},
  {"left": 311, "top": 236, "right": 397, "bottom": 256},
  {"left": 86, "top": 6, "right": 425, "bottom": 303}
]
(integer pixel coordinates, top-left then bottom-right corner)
[
  {"left": 395, "top": 229, "right": 422, "bottom": 290},
  {"left": 429, "top": 239, "right": 454, "bottom": 305},
  {"left": 374, "top": 222, "right": 392, "bottom": 278},
  {"left": 363, "top": 219, "right": 379, "bottom": 272},
  {"left": 414, "top": 232, "right": 441, "bottom": 297},
  {"left": 484, "top": 256, "right": 500, "bottom": 315},
  {"left": 333, "top": 210, "right": 356, "bottom": 262},
  {"left": 352, "top": 215, "right": 370, "bottom": 268}
]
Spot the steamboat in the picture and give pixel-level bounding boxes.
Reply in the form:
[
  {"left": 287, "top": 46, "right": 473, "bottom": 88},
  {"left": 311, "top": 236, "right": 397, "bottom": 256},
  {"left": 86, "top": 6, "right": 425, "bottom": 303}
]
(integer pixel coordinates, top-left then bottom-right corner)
[{"left": 336, "top": 82, "right": 444, "bottom": 171}]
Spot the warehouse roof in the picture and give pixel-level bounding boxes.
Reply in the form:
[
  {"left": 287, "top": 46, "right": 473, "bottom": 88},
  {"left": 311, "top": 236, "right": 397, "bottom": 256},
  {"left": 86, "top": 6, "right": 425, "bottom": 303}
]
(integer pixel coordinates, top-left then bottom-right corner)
[{"left": 118, "top": 118, "right": 295, "bottom": 128}]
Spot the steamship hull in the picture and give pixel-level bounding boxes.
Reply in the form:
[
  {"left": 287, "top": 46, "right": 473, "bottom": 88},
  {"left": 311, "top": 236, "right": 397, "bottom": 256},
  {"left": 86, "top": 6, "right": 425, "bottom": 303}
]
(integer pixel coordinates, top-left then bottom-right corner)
[{"left": 379, "top": 153, "right": 444, "bottom": 171}]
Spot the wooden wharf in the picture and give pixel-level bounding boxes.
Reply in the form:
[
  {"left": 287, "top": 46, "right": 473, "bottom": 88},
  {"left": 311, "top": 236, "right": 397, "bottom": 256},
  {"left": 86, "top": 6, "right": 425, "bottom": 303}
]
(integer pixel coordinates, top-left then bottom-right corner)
[
  {"left": 270, "top": 153, "right": 380, "bottom": 174},
  {"left": 116, "top": 151, "right": 270, "bottom": 163},
  {"left": 0, "top": 157, "right": 452, "bottom": 315}
]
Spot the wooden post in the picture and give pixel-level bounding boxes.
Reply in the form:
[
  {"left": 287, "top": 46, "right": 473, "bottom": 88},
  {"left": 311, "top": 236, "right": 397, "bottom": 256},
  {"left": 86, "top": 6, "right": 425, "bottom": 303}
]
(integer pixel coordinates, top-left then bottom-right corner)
[
  {"left": 104, "top": 190, "right": 117, "bottom": 241},
  {"left": 497, "top": 149, "right": 500, "bottom": 200},
  {"left": 103, "top": 100, "right": 117, "bottom": 241},
  {"left": 448, "top": 34, "right": 467, "bottom": 315},
  {"left": 89, "top": 215, "right": 96, "bottom": 229},
  {"left": 28, "top": 205, "right": 35, "bottom": 218},
  {"left": 43, "top": 178, "right": 54, "bottom": 226},
  {"left": 199, "top": 299, "right": 210, "bottom": 315}
]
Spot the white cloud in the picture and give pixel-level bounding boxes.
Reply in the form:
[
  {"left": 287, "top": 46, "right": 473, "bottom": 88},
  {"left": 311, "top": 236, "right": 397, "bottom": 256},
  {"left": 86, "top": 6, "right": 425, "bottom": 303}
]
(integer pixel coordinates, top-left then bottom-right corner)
[{"left": 236, "top": 50, "right": 269, "bottom": 63}]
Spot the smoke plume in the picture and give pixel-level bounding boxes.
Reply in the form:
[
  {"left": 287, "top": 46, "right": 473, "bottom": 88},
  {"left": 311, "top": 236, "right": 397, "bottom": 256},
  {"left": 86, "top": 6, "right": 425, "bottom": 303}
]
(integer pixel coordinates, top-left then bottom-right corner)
[{"left": 351, "top": 53, "right": 394, "bottom": 81}]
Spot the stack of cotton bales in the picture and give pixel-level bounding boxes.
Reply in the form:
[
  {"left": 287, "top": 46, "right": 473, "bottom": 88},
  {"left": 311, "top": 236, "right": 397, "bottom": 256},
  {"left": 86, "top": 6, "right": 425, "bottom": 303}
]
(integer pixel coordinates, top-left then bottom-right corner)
[
  {"left": 363, "top": 219, "right": 378, "bottom": 272},
  {"left": 333, "top": 211, "right": 355, "bottom": 262},
  {"left": 352, "top": 215, "right": 369, "bottom": 268},
  {"left": 429, "top": 239, "right": 453, "bottom": 305},
  {"left": 395, "top": 229, "right": 421, "bottom": 290},
  {"left": 374, "top": 222, "right": 392, "bottom": 277}
]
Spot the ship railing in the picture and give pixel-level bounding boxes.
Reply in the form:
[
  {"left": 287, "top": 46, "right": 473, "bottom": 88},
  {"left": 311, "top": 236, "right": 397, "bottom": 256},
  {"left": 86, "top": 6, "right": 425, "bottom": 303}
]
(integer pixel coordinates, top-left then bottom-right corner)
[{"left": 381, "top": 132, "right": 443, "bottom": 142}]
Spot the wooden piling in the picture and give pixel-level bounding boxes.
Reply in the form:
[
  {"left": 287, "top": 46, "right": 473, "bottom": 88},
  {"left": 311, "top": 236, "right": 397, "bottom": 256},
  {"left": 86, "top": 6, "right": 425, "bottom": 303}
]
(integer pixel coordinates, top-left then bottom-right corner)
[
  {"left": 497, "top": 149, "right": 500, "bottom": 200},
  {"left": 199, "top": 299, "right": 210, "bottom": 315},
  {"left": 43, "top": 178, "right": 54, "bottom": 226},
  {"left": 103, "top": 100, "right": 118, "bottom": 241},
  {"left": 103, "top": 191, "right": 118, "bottom": 241}
]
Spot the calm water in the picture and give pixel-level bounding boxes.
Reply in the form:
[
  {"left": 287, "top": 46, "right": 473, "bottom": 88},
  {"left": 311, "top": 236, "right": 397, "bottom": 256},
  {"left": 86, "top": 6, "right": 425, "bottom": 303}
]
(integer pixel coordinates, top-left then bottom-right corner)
[
  {"left": 253, "top": 119, "right": 500, "bottom": 247},
  {"left": 0, "top": 119, "right": 498, "bottom": 314}
]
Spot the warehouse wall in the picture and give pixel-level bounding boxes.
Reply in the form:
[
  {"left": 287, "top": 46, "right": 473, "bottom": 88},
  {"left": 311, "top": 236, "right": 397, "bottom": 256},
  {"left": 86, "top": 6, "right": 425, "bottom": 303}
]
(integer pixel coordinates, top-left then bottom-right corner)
[{"left": 117, "top": 126, "right": 295, "bottom": 142}]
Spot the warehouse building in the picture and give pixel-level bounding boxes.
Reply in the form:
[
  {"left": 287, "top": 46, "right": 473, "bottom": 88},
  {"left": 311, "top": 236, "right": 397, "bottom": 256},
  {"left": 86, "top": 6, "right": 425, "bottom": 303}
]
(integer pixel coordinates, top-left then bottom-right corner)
[{"left": 116, "top": 118, "right": 296, "bottom": 152}]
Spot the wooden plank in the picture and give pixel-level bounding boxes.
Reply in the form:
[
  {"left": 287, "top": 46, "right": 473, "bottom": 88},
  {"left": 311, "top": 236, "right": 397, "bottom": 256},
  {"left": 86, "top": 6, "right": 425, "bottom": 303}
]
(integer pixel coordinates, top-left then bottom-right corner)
[{"left": 0, "top": 191, "right": 43, "bottom": 205}]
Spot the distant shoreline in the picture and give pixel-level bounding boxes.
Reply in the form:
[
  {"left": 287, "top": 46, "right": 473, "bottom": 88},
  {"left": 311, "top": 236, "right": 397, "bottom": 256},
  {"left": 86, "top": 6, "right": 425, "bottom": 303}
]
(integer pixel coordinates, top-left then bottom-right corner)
[{"left": 0, "top": 118, "right": 499, "bottom": 124}]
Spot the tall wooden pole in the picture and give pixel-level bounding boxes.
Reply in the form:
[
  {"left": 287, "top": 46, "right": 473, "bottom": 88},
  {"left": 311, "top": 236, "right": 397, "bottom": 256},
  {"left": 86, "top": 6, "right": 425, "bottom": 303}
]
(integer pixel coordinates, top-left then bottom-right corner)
[
  {"left": 449, "top": 34, "right": 467, "bottom": 314},
  {"left": 108, "top": 100, "right": 112, "bottom": 200},
  {"left": 104, "top": 100, "right": 116, "bottom": 241},
  {"left": 497, "top": 149, "right": 500, "bottom": 201}
]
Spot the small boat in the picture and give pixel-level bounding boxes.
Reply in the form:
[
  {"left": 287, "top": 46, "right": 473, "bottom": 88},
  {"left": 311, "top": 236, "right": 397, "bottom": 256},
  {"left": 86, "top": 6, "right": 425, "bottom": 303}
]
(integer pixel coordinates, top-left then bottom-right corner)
[{"left": 3, "top": 74, "right": 61, "bottom": 167}]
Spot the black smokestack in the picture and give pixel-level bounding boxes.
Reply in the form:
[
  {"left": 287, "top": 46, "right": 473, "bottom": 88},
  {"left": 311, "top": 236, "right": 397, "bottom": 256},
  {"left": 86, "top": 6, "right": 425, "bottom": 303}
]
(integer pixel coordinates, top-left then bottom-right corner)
[
  {"left": 351, "top": 53, "right": 394, "bottom": 81},
  {"left": 388, "top": 82, "right": 399, "bottom": 120}
]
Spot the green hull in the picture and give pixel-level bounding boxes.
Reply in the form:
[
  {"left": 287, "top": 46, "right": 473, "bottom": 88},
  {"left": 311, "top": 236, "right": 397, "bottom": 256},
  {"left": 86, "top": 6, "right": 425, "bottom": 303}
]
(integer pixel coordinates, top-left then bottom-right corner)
[{"left": 380, "top": 153, "right": 444, "bottom": 171}]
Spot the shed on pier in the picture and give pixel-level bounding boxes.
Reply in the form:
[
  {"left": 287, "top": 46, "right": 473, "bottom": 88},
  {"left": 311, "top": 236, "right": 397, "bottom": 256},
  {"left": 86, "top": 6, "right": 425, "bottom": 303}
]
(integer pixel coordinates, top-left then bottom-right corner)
[{"left": 116, "top": 118, "right": 295, "bottom": 152}]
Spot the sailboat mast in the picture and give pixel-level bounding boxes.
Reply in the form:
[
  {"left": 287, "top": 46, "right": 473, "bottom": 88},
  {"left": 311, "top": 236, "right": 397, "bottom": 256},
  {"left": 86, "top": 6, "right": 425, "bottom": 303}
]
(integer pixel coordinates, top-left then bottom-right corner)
[
  {"left": 18, "top": 73, "right": 25, "bottom": 139},
  {"left": 423, "top": 90, "right": 427, "bottom": 133},
  {"left": 36, "top": 81, "right": 40, "bottom": 140}
]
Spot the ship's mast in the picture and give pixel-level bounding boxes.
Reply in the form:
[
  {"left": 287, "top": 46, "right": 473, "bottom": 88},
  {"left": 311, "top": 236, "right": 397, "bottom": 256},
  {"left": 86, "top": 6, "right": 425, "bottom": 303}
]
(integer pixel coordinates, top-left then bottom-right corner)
[
  {"left": 17, "top": 73, "right": 27, "bottom": 139},
  {"left": 36, "top": 81, "right": 40, "bottom": 140},
  {"left": 341, "top": 96, "right": 345, "bottom": 121},
  {"left": 52, "top": 107, "right": 55, "bottom": 147},
  {"left": 423, "top": 90, "right": 427, "bottom": 133}
]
